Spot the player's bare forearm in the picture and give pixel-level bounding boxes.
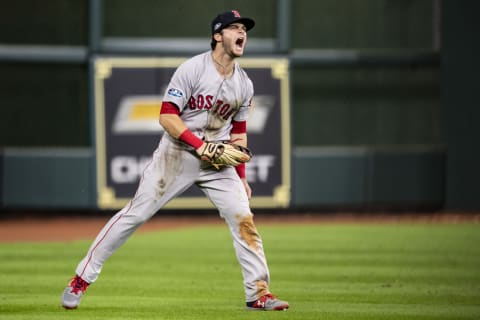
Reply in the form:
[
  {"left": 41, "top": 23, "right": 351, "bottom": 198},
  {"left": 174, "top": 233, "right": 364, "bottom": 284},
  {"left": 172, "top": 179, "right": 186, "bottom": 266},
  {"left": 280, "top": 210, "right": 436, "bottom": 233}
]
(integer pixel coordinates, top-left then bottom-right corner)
[
  {"left": 160, "top": 113, "right": 207, "bottom": 154},
  {"left": 231, "top": 132, "right": 247, "bottom": 147},
  {"left": 159, "top": 114, "right": 188, "bottom": 139}
]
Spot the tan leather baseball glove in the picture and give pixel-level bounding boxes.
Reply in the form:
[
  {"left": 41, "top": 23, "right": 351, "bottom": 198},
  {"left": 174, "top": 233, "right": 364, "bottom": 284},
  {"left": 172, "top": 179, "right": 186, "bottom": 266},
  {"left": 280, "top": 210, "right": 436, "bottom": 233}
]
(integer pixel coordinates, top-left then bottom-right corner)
[{"left": 200, "top": 141, "right": 252, "bottom": 169}]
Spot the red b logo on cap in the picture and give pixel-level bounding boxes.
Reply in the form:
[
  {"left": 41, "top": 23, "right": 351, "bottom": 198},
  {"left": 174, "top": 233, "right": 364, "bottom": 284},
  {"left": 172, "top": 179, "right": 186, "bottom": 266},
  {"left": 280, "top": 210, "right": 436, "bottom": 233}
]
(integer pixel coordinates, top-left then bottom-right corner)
[{"left": 232, "top": 10, "right": 241, "bottom": 18}]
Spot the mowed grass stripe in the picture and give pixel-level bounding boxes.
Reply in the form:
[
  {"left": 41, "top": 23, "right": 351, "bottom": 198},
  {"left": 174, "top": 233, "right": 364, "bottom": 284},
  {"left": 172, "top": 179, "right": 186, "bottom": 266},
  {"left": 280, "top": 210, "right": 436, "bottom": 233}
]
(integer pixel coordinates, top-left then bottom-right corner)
[{"left": 0, "top": 223, "right": 479, "bottom": 320}]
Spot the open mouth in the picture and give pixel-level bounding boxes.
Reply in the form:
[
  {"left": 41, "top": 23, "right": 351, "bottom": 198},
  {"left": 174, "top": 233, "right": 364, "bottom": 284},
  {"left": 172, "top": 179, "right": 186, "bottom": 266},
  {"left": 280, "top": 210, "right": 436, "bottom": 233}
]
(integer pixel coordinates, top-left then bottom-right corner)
[{"left": 236, "top": 37, "right": 244, "bottom": 49}]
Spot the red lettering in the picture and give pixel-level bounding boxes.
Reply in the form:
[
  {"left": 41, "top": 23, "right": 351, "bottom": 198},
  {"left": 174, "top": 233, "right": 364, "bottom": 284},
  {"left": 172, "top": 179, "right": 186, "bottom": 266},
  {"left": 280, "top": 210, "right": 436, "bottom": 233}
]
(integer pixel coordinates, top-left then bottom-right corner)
[
  {"left": 197, "top": 94, "right": 204, "bottom": 110},
  {"left": 213, "top": 99, "right": 223, "bottom": 113},
  {"left": 205, "top": 95, "right": 213, "bottom": 110},
  {"left": 219, "top": 104, "right": 230, "bottom": 116},
  {"left": 188, "top": 96, "right": 196, "bottom": 109},
  {"left": 223, "top": 108, "right": 236, "bottom": 120},
  {"left": 187, "top": 95, "right": 234, "bottom": 117}
]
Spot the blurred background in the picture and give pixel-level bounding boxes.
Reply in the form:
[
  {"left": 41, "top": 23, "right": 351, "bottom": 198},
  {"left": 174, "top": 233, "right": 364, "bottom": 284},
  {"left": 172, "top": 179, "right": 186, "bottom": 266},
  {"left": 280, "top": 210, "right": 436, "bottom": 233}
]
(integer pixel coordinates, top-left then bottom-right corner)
[{"left": 0, "top": 0, "right": 478, "bottom": 213}]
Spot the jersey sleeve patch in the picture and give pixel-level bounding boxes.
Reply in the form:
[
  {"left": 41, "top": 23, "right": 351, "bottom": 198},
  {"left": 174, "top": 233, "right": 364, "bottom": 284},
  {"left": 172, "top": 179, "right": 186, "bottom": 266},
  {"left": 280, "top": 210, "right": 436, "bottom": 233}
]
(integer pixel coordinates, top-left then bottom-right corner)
[{"left": 167, "top": 88, "right": 184, "bottom": 98}]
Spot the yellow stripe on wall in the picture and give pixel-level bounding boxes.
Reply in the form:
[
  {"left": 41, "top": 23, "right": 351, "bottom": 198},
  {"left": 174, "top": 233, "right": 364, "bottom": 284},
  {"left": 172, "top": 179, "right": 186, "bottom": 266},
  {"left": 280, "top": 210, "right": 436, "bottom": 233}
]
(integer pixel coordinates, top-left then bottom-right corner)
[{"left": 130, "top": 103, "right": 161, "bottom": 119}]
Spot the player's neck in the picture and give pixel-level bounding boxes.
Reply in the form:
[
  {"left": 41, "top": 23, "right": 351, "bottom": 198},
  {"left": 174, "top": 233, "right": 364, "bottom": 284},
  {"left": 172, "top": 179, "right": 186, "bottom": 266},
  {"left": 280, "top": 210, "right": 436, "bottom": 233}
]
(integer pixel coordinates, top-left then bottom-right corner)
[{"left": 211, "top": 51, "right": 235, "bottom": 78}]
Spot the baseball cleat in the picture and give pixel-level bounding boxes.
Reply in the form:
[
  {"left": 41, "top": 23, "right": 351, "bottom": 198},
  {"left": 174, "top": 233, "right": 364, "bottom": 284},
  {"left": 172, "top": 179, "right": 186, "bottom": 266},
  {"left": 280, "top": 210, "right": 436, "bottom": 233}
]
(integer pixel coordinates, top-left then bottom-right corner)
[
  {"left": 246, "top": 293, "right": 289, "bottom": 311},
  {"left": 61, "top": 275, "right": 89, "bottom": 309}
]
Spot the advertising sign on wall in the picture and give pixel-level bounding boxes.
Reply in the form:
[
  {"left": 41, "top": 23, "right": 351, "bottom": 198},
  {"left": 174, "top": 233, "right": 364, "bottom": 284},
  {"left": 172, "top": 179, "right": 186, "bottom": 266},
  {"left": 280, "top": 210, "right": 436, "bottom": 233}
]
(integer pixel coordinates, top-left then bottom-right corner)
[{"left": 93, "top": 57, "right": 290, "bottom": 209}]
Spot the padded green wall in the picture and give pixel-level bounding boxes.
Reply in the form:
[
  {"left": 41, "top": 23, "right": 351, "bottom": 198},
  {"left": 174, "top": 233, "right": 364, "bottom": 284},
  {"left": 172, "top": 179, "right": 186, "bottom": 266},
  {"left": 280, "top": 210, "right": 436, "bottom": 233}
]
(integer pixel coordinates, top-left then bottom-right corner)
[
  {"left": 292, "top": 0, "right": 433, "bottom": 49},
  {"left": 0, "top": 0, "right": 439, "bottom": 148},
  {"left": 442, "top": 1, "right": 480, "bottom": 210},
  {"left": 0, "top": 1, "right": 448, "bottom": 209},
  {"left": 0, "top": 63, "right": 88, "bottom": 147},
  {"left": 2, "top": 149, "right": 94, "bottom": 208},
  {"left": 292, "top": 66, "right": 441, "bottom": 146},
  {"left": 103, "top": 0, "right": 277, "bottom": 38},
  {"left": 0, "top": 0, "right": 87, "bottom": 45}
]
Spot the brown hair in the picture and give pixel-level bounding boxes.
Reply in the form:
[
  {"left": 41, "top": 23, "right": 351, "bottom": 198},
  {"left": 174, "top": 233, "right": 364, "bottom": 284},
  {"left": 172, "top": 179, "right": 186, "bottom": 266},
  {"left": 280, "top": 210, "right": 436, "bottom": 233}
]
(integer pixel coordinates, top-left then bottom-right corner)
[{"left": 210, "top": 37, "right": 217, "bottom": 50}]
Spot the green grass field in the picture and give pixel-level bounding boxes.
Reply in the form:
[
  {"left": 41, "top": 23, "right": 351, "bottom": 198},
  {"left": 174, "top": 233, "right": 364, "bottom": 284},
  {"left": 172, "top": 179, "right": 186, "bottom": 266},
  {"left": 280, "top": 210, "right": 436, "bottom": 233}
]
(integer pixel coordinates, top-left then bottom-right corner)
[{"left": 1, "top": 222, "right": 479, "bottom": 319}]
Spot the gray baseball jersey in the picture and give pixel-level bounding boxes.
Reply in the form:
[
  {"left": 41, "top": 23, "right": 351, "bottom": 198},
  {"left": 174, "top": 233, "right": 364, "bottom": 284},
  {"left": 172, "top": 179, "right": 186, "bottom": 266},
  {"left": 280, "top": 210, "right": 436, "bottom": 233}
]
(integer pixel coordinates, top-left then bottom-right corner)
[
  {"left": 163, "top": 51, "right": 253, "bottom": 141},
  {"left": 73, "top": 51, "right": 272, "bottom": 302}
]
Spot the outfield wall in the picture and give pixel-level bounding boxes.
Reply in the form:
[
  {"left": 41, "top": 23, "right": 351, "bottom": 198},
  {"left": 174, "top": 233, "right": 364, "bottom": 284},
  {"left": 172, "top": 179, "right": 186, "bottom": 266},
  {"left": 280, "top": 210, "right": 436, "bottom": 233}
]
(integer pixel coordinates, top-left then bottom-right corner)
[
  {"left": 0, "top": 147, "right": 444, "bottom": 210},
  {"left": 2, "top": 1, "right": 478, "bottom": 211}
]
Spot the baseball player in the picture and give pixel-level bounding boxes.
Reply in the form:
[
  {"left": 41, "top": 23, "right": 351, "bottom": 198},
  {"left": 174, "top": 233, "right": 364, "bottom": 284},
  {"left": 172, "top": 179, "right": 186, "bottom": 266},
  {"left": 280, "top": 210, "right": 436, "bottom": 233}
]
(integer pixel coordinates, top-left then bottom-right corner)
[{"left": 61, "top": 10, "right": 289, "bottom": 311}]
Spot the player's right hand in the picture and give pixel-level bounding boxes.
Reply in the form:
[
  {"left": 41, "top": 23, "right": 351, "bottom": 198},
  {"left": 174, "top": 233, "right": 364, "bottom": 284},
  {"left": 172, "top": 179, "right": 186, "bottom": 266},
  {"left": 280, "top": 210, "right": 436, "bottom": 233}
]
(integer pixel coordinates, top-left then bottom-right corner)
[{"left": 195, "top": 142, "right": 207, "bottom": 157}]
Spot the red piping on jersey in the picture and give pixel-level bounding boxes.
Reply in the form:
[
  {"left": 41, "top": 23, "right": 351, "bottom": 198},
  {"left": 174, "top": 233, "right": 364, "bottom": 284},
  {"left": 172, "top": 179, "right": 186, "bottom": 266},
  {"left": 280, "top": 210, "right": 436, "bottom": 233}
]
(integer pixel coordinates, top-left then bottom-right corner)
[
  {"left": 78, "top": 149, "right": 159, "bottom": 280},
  {"left": 78, "top": 203, "right": 132, "bottom": 279}
]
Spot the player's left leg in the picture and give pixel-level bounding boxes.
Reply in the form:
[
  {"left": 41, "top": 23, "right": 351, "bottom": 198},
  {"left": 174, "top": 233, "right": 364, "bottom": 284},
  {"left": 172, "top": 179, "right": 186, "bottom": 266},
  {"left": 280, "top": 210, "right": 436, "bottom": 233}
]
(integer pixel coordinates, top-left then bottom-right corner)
[{"left": 198, "top": 167, "right": 289, "bottom": 310}]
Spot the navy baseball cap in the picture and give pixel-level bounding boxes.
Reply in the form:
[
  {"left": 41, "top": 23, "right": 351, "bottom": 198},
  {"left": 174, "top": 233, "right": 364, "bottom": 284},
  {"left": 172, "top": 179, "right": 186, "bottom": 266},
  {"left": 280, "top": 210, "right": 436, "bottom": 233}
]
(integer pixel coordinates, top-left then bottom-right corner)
[{"left": 211, "top": 10, "right": 255, "bottom": 35}]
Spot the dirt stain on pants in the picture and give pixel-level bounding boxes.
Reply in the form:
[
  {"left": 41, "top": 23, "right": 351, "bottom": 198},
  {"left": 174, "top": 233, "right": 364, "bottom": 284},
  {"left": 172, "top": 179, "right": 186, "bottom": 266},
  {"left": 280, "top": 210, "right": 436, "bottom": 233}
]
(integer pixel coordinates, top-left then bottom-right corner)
[
  {"left": 236, "top": 214, "right": 270, "bottom": 298},
  {"left": 255, "top": 280, "right": 269, "bottom": 298},
  {"left": 237, "top": 214, "right": 261, "bottom": 252}
]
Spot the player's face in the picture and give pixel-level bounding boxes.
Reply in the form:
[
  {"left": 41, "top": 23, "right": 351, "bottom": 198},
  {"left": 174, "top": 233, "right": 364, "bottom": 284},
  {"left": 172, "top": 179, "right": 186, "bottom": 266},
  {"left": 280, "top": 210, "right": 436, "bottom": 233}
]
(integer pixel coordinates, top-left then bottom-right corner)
[{"left": 221, "top": 23, "right": 248, "bottom": 57}]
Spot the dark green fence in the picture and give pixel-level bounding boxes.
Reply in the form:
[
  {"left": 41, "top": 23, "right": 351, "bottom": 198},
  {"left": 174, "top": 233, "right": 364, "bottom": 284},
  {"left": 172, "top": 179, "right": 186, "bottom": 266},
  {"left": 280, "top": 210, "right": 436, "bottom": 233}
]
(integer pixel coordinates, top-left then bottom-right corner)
[{"left": 3, "top": 0, "right": 471, "bottom": 210}]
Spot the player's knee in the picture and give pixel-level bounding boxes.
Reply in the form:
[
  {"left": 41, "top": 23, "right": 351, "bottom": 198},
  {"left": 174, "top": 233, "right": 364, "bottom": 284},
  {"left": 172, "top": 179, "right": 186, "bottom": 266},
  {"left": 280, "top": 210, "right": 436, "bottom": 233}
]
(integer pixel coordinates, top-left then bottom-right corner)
[
  {"left": 236, "top": 213, "right": 262, "bottom": 250},
  {"left": 237, "top": 213, "right": 257, "bottom": 231},
  {"left": 123, "top": 211, "right": 152, "bottom": 226}
]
